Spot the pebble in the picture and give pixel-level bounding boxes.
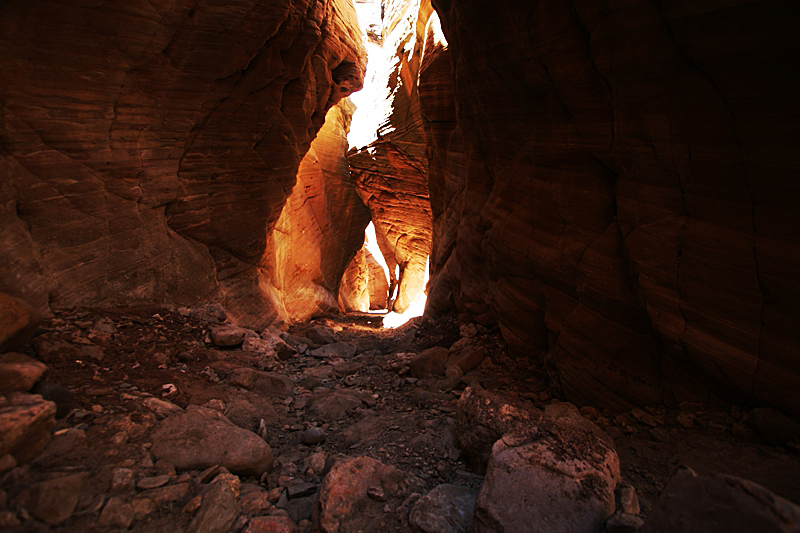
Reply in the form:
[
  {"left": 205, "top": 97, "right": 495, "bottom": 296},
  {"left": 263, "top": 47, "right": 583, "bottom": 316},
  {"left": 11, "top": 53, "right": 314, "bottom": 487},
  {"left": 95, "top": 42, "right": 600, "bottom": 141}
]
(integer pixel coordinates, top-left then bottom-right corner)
[
  {"left": 301, "top": 427, "right": 327, "bottom": 446},
  {"left": 137, "top": 475, "right": 171, "bottom": 490}
]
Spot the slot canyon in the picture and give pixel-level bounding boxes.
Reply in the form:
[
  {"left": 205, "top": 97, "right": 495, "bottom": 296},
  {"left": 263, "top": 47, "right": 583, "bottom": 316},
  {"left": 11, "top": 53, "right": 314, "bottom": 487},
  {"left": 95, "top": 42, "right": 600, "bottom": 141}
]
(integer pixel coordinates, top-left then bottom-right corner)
[{"left": 1, "top": 0, "right": 799, "bottom": 531}]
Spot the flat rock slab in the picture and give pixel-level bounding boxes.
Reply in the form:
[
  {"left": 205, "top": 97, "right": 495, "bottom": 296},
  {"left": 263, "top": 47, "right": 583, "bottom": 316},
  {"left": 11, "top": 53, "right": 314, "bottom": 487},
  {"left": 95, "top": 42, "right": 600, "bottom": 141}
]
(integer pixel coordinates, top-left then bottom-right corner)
[
  {"left": 409, "top": 484, "right": 478, "bottom": 533},
  {"left": 150, "top": 406, "right": 273, "bottom": 477},
  {"left": 410, "top": 346, "right": 450, "bottom": 378},
  {"left": 187, "top": 477, "right": 239, "bottom": 533},
  {"left": 0, "top": 393, "right": 56, "bottom": 464},
  {"left": 641, "top": 467, "right": 800, "bottom": 533},
  {"left": 0, "top": 353, "right": 47, "bottom": 393},
  {"left": 474, "top": 417, "right": 621, "bottom": 533}
]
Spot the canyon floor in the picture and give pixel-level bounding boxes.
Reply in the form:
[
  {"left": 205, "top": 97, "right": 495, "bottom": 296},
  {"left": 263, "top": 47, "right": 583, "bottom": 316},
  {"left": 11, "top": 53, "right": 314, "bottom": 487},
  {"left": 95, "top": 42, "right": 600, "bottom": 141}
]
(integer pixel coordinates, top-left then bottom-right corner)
[{"left": 2, "top": 306, "right": 799, "bottom": 532}]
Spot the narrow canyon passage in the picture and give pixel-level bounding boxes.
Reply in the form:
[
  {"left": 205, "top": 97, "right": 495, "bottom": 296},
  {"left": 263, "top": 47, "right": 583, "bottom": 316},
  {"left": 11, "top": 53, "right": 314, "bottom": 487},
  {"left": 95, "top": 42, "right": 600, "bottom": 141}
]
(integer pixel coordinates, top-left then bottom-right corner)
[{"left": 1, "top": 0, "right": 800, "bottom": 531}]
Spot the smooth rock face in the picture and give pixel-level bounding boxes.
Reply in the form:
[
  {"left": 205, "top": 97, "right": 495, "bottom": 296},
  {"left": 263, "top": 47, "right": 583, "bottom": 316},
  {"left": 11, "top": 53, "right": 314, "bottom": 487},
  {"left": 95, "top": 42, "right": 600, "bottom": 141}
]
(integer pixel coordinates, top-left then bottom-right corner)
[
  {"left": 641, "top": 467, "right": 800, "bottom": 533},
  {"left": 150, "top": 406, "right": 273, "bottom": 477},
  {"left": 409, "top": 484, "right": 478, "bottom": 533},
  {"left": 474, "top": 421, "right": 621, "bottom": 533},
  {"left": 0, "top": 0, "right": 365, "bottom": 328},
  {"left": 269, "top": 100, "right": 371, "bottom": 321},
  {"left": 339, "top": 245, "right": 390, "bottom": 312},
  {"left": 0, "top": 353, "right": 47, "bottom": 393},
  {"left": 426, "top": 0, "right": 800, "bottom": 414},
  {"left": 347, "top": 0, "right": 440, "bottom": 313},
  {"left": 0, "top": 393, "right": 56, "bottom": 464}
]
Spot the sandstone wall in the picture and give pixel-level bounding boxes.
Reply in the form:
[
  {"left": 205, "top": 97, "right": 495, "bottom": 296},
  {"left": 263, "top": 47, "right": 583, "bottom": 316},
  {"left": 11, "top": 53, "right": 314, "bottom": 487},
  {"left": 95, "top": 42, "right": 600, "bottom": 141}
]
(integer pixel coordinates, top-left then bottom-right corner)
[
  {"left": 0, "top": 0, "right": 365, "bottom": 328},
  {"left": 339, "top": 244, "right": 390, "bottom": 312},
  {"left": 347, "top": 0, "right": 436, "bottom": 313},
  {"left": 269, "top": 99, "right": 371, "bottom": 320},
  {"left": 427, "top": 0, "right": 800, "bottom": 414}
]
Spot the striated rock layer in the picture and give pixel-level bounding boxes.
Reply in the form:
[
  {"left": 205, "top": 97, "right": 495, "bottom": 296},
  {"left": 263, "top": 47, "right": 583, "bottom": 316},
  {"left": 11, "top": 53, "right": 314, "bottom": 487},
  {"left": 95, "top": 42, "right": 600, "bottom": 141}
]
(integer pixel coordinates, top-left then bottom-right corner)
[
  {"left": 268, "top": 99, "right": 371, "bottom": 321},
  {"left": 347, "top": 0, "right": 439, "bottom": 312},
  {"left": 0, "top": 0, "right": 365, "bottom": 328},
  {"left": 426, "top": 0, "right": 800, "bottom": 415}
]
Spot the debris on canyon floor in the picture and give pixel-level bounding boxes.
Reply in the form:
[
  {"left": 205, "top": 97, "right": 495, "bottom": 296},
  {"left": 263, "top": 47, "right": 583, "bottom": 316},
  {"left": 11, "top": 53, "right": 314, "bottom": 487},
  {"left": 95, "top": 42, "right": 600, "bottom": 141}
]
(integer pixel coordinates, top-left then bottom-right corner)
[{"left": 1, "top": 305, "right": 799, "bottom": 532}]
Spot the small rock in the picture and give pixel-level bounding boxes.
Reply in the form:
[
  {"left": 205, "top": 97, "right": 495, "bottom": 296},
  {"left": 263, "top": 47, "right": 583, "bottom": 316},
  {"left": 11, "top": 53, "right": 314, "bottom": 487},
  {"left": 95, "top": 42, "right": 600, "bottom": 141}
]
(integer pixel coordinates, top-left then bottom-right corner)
[
  {"left": 0, "top": 510, "right": 20, "bottom": 527},
  {"left": 286, "top": 497, "right": 314, "bottom": 524},
  {"left": 287, "top": 481, "right": 316, "bottom": 499},
  {"left": 617, "top": 482, "right": 640, "bottom": 515},
  {"left": 310, "top": 342, "right": 357, "bottom": 359},
  {"left": 142, "top": 482, "right": 190, "bottom": 505},
  {"left": 301, "top": 427, "right": 326, "bottom": 446},
  {"left": 631, "top": 408, "right": 657, "bottom": 427},
  {"left": 410, "top": 347, "right": 450, "bottom": 378},
  {"left": 244, "top": 515, "right": 298, "bottom": 533},
  {"left": 306, "top": 326, "right": 337, "bottom": 345},
  {"left": 150, "top": 406, "right": 273, "bottom": 477},
  {"left": 677, "top": 412, "right": 695, "bottom": 429},
  {"left": 446, "top": 345, "right": 486, "bottom": 374},
  {"left": 183, "top": 495, "right": 203, "bottom": 514},
  {"left": 131, "top": 498, "right": 155, "bottom": 519},
  {"left": 137, "top": 475, "right": 171, "bottom": 490},
  {"left": 241, "top": 491, "right": 273, "bottom": 515},
  {"left": 606, "top": 512, "right": 645, "bottom": 533},
  {"left": 0, "top": 293, "right": 39, "bottom": 353},
  {"left": 99, "top": 496, "right": 134, "bottom": 529},
  {"left": 309, "top": 452, "right": 327, "bottom": 475},
  {"left": 210, "top": 325, "right": 247, "bottom": 347},
  {"left": 409, "top": 484, "right": 478, "bottom": 533},
  {"left": 367, "top": 486, "right": 385, "bottom": 501},
  {"left": 142, "top": 397, "right": 183, "bottom": 419},
  {"left": 0, "top": 393, "right": 56, "bottom": 464},
  {"left": 0, "top": 454, "right": 16, "bottom": 475},
  {"left": 0, "top": 353, "right": 47, "bottom": 393},
  {"left": 186, "top": 476, "right": 239, "bottom": 533},
  {"left": 189, "top": 304, "right": 227, "bottom": 324},
  {"left": 111, "top": 468, "right": 135, "bottom": 493},
  {"left": 22, "top": 472, "right": 89, "bottom": 525},
  {"left": 80, "top": 344, "right": 105, "bottom": 361}
]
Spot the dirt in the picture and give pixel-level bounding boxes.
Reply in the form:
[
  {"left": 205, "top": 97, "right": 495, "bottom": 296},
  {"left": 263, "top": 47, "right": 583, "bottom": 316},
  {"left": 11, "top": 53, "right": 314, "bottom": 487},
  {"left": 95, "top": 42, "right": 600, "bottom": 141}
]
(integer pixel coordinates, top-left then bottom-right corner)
[{"left": 2, "top": 305, "right": 799, "bottom": 531}]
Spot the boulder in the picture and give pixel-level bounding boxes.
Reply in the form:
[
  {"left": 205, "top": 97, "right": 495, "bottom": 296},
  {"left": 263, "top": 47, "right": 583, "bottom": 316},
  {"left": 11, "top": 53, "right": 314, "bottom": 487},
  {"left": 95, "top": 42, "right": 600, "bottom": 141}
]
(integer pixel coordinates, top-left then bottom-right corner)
[
  {"left": 150, "top": 406, "right": 273, "bottom": 477},
  {"left": 456, "top": 387, "right": 542, "bottom": 473},
  {"left": 410, "top": 346, "right": 450, "bottom": 378},
  {"left": 315, "top": 456, "right": 423, "bottom": 533},
  {"left": 640, "top": 467, "right": 800, "bottom": 533},
  {"left": 0, "top": 293, "right": 39, "bottom": 353},
  {"left": 0, "top": 353, "right": 47, "bottom": 392},
  {"left": 307, "top": 390, "right": 371, "bottom": 420},
  {"left": 409, "top": 484, "right": 478, "bottom": 533},
  {"left": 0, "top": 393, "right": 56, "bottom": 463},
  {"left": 474, "top": 418, "right": 621, "bottom": 533}
]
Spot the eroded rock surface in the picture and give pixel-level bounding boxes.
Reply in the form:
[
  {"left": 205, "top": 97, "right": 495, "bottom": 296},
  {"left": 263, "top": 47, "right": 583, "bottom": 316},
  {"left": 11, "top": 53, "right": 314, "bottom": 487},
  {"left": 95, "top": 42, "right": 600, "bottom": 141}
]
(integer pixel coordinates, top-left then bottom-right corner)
[
  {"left": 425, "top": 0, "right": 800, "bottom": 415},
  {"left": 347, "top": 0, "right": 442, "bottom": 312},
  {"left": 0, "top": 0, "right": 365, "bottom": 329}
]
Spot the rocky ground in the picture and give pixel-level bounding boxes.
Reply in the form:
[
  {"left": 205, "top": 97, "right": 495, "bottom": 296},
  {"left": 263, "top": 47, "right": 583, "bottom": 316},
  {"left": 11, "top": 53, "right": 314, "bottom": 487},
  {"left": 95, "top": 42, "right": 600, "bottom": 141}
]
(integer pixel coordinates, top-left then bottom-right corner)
[{"left": 1, "top": 305, "right": 800, "bottom": 532}]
